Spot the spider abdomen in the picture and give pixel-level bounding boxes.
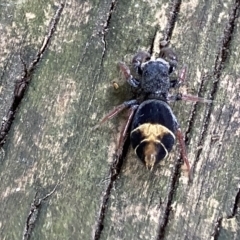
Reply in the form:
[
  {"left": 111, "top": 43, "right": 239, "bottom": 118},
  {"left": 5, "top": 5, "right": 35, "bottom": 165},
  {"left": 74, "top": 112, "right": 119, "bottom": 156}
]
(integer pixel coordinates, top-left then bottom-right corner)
[{"left": 130, "top": 99, "right": 178, "bottom": 169}]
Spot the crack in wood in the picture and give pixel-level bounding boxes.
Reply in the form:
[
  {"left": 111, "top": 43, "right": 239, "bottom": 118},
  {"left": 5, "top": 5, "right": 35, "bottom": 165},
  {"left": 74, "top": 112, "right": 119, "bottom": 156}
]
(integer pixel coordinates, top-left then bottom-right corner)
[
  {"left": 184, "top": 72, "right": 210, "bottom": 145},
  {"left": 0, "top": 3, "right": 65, "bottom": 147},
  {"left": 93, "top": 1, "right": 239, "bottom": 239},
  {"left": 211, "top": 216, "right": 223, "bottom": 240},
  {"left": 156, "top": 158, "right": 182, "bottom": 240},
  {"left": 22, "top": 182, "right": 59, "bottom": 240},
  {"left": 154, "top": 1, "right": 239, "bottom": 239},
  {"left": 100, "top": 0, "right": 118, "bottom": 66},
  {"left": 76, "top": 0, "right": 118, "bottom": 68},
  {"left": 227, "top": 187, "right": 240, "bottom": 219},
  {"left": 151, "top": 1, "right": 185, "bottom": 239},
  {"left": 149, "top": 0, "right": 182, "bottom": 59},
  {"left": 93, "top": 137, "right": 130, "bottom": 240},
  {"left": 149, "top": 27, "right": 158, "bottom": 56},
  {"left": 193, "top": 0, "right": 240, "bottom": 171},
  {"left": 183, "top": 71, "right": 211, "bottom": 172},
  {"left": 211, "top": 188, "right": 240, "bottom": 239},
  {"left": 164, "top": 0, "right": 182, "bottom": 41}
]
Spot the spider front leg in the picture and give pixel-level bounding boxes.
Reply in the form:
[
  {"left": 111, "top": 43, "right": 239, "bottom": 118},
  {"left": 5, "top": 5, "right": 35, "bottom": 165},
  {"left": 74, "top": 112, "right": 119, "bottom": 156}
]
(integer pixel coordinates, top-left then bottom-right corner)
[
  {"left": 132, "top": 51, "right": 151, "bottom": 73},
  {"left": 118, "top": 62, "right": 140, "bottom": 88},
  {"left": 118, "top": 51, "right": 150, "bottom": 87},
  {"left": 159, "top": 42, "right": 178, "bottom": 74}
]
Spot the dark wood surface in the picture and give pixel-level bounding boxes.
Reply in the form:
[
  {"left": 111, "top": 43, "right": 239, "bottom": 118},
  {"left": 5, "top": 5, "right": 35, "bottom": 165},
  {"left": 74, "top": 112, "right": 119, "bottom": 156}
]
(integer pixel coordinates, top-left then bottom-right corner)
[{"left": 0, "top": 1, "right": 239, "bottom": 240}]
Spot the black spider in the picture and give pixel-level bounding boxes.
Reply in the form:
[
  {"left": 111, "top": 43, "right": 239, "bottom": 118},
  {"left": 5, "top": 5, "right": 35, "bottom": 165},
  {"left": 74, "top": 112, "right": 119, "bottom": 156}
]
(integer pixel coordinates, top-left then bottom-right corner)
[{"left": 98, "top": 43, "right": 210, "bottom": 175}]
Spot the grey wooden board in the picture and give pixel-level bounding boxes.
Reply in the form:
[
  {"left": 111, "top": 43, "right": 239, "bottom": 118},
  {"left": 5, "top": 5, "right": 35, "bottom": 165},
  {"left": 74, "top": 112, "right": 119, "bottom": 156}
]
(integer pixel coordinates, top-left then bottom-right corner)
[
  {"left": 0, "top": 0, "right": 239, "bottom": 240},
  {"left": 162, "top": 1, "right": 240, "bottom": 240}
]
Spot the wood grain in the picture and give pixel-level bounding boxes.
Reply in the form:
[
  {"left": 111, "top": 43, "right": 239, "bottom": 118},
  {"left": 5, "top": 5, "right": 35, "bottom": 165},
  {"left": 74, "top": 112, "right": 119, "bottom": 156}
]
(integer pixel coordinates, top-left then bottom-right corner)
[{"left": 0, "top": 0, "right": 239, "bottom": 240}]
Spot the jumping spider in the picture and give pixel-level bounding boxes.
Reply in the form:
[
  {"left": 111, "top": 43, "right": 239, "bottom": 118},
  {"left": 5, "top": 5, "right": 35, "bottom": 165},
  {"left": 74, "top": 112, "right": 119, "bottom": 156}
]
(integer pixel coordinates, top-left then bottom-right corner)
[{"left": 98, "top": 43, "right": 210, "bottom": 175}]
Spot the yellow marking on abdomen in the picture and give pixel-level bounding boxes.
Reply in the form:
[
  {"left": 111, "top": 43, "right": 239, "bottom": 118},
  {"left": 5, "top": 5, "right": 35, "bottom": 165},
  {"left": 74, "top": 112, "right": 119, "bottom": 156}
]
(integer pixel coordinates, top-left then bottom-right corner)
[
  {"left": 131, "top": 123, "right": 175, "bottom": 141},
  {"left": 134, "top": 139, "right": 169, "bottom": 157}
]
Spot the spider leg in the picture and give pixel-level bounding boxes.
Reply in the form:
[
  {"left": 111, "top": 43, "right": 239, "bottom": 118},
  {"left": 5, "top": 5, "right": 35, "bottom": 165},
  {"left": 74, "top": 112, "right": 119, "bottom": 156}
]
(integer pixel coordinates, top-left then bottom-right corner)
[
  {"left": 132, "top": 51, "right": 151, "bottom": 67},
  {"left": 169, "top": 64, "right": 188, "bottom": 88},
  {"left": 180, "top": 94, "right": 212, "bottom": 103},
  {"left": 178, "top": 64, "right": 188, "bottom": 85},
  {"left": 167, "top": 93, "right": 182, "bottom": 102},
  {"left": 168, "top": 92, "right": 212, "bottom": 103},
  {"left": 159, "top": 43, "right": 178, "bottom": 73},
  {"left": 118, "top": 62, "right": 140, "bottom": 88},
  {"left": 95, "top": 100, "right": 138, "bottom": 128},
  {"left": 176, "top": 128, "right": 192, "bottom": 180},
  {"left": 116, "top": 105, "right": 138, "bottom": 157},
  {"left": 169, "top": 64, "right": 211, "bottom": 103},
  {"left": 118, "top": 51, "right": 150, "bottom": 87},
  {"left": 132, "top": 51, "right": 151, "bottom": 76}
]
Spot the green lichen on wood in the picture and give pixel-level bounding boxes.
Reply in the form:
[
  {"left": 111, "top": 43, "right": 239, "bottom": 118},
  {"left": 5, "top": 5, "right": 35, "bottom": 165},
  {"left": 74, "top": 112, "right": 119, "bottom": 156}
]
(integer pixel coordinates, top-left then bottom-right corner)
[{"left": 0, "top": 0, "right": 239, "bottom": 240}]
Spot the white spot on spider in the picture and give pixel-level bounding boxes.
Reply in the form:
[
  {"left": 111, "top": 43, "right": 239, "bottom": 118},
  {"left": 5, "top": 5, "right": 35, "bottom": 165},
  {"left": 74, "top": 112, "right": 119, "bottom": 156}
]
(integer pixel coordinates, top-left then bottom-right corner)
[{"left": 156, "top": 58, "right": 170, "bottom": 67}]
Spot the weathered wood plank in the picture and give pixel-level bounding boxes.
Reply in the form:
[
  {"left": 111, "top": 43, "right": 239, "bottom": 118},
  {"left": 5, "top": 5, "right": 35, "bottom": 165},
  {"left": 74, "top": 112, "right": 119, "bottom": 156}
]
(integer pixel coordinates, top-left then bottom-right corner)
[
  {"left": 0, "top": 0, "right": 239, "bottom": 240},
  {"left": 98, "top": 1, "right": 178, "bottom": 240},
  {"left": 0, "top": 0, "right": 122, "bottom": 239},
  {"left": 164, "top": 1, "right": 240, "bottom": 239},
  {"left": 99, "top": 0, "right": 240, "bottom": 240}
]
